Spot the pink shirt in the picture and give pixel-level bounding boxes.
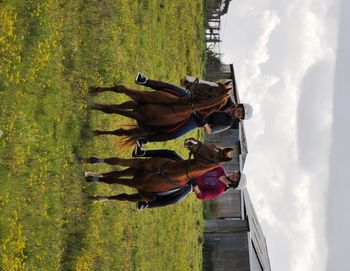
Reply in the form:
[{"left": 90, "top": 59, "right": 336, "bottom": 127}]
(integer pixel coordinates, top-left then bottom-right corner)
[{"left": 194, "top": 166, "right": 227, "bottom": 200}]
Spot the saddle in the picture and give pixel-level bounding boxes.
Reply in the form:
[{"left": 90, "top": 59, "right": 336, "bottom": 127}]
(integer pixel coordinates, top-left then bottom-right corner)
[{"left": 136, "top": 183, "right": 193, "bottom": 210}]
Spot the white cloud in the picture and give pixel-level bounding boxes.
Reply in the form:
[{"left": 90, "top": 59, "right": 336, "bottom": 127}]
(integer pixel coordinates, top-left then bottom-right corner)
[{"left": 220, "top": 0, "right": 339, "bottom": 270}]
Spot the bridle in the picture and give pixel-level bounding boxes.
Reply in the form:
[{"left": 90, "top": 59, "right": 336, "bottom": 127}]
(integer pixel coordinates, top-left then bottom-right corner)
[
  {"left": 168, "top": 78, "right": 227, "bottom": 116},
  {"left": 188, "top": 141, "right": 223, "bottom": 165},
  {"left": 186, "top": 78, "right": 227, "bottom": 100},
  {"left": 185, "top": 141, "right": 223, "bottom": 181}
]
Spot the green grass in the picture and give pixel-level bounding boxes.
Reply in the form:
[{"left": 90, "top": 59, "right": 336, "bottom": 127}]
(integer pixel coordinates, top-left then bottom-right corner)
[{"left": 0, "top": 1, "right": 206, "bottom": 270}]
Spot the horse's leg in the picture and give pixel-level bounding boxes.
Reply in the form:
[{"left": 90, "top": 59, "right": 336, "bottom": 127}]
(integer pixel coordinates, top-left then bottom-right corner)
[
  {"left": 93, "top": 127, "right": 144, "bottom": 137},
  {"left": 85, "top": 169, "right": 136, "bottom": 183},
  {"left": 98, "top": 177, "right": 141, "bottom": 189},
  {"left": 106, "top": 193, "right": 144, "bottom": 202},
  {"left": 81, "top": 157, "right": 159, "bottom": 169},
  {"left": 97, "top": 100, "right": 137, "bottom": 109},
  {"left": 89, "top": 85, "right": 147, "bottom": 102},
  {"left": 101, "top": 168, "right": 136, "bottom": 178},
  {"left": 89, "top": 104, "right": 141, "bottom": 120},
  {"left": 103, "top": 158, "right": 153, "bottom": 168},
  {"left": 80, "top": 157, "right": 138, "bottom": 166},
  {"left": 90, "top": 192, "right": 154, "bottom": 202},
  {"left": 88, "top": 193, "right": 143, "bottom": 202},
  {"left": 88, "top": 85, "right": 127, "bottom": 95},
  {"left": 110, "top": 86, "right": 179, "bottom": 104},
  {"left": 81, "top": 157, "right": 141, "bottom": 167}
]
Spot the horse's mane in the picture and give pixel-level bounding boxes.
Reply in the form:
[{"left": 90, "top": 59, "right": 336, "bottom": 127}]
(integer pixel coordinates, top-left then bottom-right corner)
[{"left": 195, "top": 93, "right": 229, "bottom": 117}]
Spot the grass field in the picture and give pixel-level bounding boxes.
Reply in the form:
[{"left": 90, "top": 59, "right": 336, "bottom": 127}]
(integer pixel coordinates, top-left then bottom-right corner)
[{"left": 0, "top": 1, "right": 206, "bottom": 270}]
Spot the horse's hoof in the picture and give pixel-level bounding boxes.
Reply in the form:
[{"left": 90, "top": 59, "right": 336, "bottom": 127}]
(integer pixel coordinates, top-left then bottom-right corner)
[
  {"left": 88, "top": 86, "right": 101, "bottom": 96},
  {"left": 79, "top": 157, "right": 97, "bottom": 164},
  {"left": 88, "top": 196, "right": 108, "bottom": 202},
  {"left": 84, "top": 171, "right": 103, "bottom": 177},
  {"left": 93, "top": 130, "right": 101, "bottom": 136},
  {"left": 85, "top": 176, "right": 99, "bottom": 182},
  {"left": 78, "top": 157, "right": 89, "bottom": 163}
]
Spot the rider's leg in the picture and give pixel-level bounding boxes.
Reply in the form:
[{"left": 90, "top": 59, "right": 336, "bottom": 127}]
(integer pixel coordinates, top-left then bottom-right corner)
[
  {"left": 144, "top": 80, "right": 188, "bottom": 96},
  {"left": 146, "top": 115, "right": 200, "bottom": 142}
]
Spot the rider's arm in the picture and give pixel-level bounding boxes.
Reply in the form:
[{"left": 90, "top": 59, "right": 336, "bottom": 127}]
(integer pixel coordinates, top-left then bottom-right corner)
[
  {"left": 193, "top": 185, "right": 206, "bottom": 200},
  {"left": 204, "top": 112, "right": 233, "bottom": 134},
  {"left": 194, "top": 182, "right": 225, "bottom": 200},
  {"left": 193, "top": 184, "right": 222, "bottom": 200},
  {"left": 203, "top": 124, "right": 213, "bottom": 134}
]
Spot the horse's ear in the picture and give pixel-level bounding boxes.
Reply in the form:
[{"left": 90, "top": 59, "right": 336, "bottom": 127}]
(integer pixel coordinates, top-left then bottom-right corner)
[
  {"left": 217, "top": 82, "right": 232, "bottom": 93},
  {"left": 222, "top": 147, "right": 234, "bottom": 161},
  {"left": 223, "top": 81, "right": 233, "bottom": 90}
]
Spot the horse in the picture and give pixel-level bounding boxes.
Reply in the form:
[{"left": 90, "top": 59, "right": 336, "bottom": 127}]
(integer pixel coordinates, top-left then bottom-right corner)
[
  {"left": 89, "top": 83, "right": 229, "bottom": 126},
  {"left": 80, "top": 138, "right": 233, "bottom": 203},
  {"left": 89, "top": 77, "right": 231, "bottom": 143}
]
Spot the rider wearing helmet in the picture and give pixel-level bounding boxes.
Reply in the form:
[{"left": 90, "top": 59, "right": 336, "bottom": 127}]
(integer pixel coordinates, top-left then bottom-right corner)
[
  {"left": 134, "top": 73, "right": 253, "bottom": 143},
  {"left": 191, "top": 167, "right": 247, "bottom": 200},
  {"left": 132, "top": 147, "right": 247, "bottom": 209}
]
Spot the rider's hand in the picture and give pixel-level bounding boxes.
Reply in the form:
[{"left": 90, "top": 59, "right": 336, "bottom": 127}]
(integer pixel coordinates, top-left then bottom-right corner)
[
  {"left": 203, "top": 124, "right": 213, "bottom": 134},
  {"left": 188, "top": 178, "right": 197, "bottom": 186}
]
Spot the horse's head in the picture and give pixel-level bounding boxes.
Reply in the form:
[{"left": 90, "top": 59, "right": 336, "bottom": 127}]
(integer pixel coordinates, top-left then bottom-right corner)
[
  {"left": 184, "top": 137, "right": 234, "bottom": 165},
  {"left": 180, "top": 76, "right": 231, "bottom": 99}
]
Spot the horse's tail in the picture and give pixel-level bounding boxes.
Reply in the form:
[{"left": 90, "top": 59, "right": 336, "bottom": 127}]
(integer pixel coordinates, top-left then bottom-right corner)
[
  {"left": 117, "top": 125, "right": 157, "bottom": 147},
  {"left": 120, "top": 133, "right": 142, "bottom": 147}
]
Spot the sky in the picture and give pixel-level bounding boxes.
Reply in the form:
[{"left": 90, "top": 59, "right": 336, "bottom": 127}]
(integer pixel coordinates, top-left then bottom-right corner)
[{"left": 219, "top": 0, "right": 350, "bottom": 270}]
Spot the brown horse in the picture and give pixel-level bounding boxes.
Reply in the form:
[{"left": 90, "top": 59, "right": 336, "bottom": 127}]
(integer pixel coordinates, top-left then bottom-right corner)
[
  {"left": 89, "top": 79, "right": 230, "bottom": 143},
  {"left": 89, "top": 84, "right": 229, "bottom": 126},
  {"left": 81, "top": 138, "right": 233, "bottom": 203}
]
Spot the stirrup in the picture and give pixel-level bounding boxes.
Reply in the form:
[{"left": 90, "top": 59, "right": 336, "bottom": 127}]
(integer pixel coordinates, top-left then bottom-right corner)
[
  {"left": 136, "top": 137, "right": 148, "bottom": 148},
  {"left": 136, "top": 201, "right": 148, "bottom": 210},
  {"left": 135, "top": 72, "right": 148, "bottom": 85},
  {"left": 132, "top": 145, "right": 146, "bottom": 157}
]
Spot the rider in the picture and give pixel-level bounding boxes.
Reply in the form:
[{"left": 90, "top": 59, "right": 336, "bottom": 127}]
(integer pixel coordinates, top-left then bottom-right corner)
[
  {"left": 132, "top": 147, "right": 247, "bottom": 209},
  {"left": 134, "top": 73, "right": 253, "bottom": 145}
]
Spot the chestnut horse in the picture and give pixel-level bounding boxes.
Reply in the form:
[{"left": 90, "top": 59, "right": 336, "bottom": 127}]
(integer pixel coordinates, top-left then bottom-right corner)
[
  {"left": 89, "top": 78, "right": 230, "bottom": 143},
  {"left": 81, "top": 138, "right": 233, "bottom": 203},
  {"left": 89, "top": 84, "right": 229, "bottom": 126}
]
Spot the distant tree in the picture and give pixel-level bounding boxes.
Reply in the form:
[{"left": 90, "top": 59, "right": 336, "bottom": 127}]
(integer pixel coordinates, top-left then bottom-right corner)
[{"left": 206, "top": 46, "right": 223, "bottom": 65}]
